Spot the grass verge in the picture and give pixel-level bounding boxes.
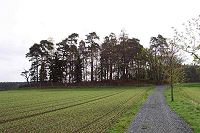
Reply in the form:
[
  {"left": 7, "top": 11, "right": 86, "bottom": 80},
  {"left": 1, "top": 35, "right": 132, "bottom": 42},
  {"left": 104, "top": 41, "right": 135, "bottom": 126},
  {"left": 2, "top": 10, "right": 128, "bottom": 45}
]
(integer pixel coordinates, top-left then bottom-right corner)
[{"left": 165, "top": 85, "right": 200, "bottom": 133}]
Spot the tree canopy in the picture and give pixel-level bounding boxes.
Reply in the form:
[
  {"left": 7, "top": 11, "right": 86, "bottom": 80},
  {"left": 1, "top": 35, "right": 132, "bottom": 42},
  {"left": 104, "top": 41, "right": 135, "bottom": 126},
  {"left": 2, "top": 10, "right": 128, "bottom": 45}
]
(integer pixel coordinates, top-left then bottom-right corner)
[{"left": 24, "top": 31, "right": 187, "bottom": 86}]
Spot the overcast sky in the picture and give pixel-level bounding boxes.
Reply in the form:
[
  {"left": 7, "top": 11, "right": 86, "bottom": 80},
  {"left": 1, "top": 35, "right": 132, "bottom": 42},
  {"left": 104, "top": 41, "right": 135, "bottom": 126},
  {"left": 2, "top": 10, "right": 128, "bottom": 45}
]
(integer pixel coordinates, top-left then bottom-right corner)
[{"left": 0, "top": 0, "right": 200, "bottom": 82}]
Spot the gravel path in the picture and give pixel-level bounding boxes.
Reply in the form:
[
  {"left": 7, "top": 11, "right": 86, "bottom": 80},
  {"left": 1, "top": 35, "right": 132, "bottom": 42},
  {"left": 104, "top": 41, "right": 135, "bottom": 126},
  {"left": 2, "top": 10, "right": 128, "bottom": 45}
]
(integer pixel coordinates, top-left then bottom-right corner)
[{"left": 128, "top": 86, "right": 193, "bottom": 133}]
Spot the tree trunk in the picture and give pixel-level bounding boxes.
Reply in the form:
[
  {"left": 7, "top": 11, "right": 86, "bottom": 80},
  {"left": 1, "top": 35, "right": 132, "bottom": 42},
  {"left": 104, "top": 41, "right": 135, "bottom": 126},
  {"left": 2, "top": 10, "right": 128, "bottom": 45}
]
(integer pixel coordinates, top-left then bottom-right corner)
[
  {"left": 117, "top": 64, "right": 120, "bottom": 80},
  {"left": 91, "top": 56, "right": 94, "bottom": 82},
  {"left": 69, "top": 64, "right": 71, "bottom": 83},
  {"left": 109, "top": 62, "right": 112, "bottom": 80},
  {"left": 86, "top": 64, "right": 88, "bottom": 81},
  {"left": 100, "top": 62, "right": 103, "bottom": 81},
  {"left": 137, "top": 60, "right": 140, "bottom": 87},
  {"left": 106, "top": 63, "right": 109, "bottom": 80},
  {"left": 26, "top": 78, "right": 29, "bottom": 86},
  {"left": 36, "top": 58, "right": 39, "bottom": 83},
  {"left": 170, "top": 56, "right": 174, "bottom": 101}
]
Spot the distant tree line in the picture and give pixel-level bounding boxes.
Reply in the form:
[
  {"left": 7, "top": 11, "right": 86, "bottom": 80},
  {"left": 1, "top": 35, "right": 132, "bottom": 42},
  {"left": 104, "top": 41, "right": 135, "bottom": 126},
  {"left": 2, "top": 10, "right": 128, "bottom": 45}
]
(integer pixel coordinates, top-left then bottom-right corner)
[
  {"left": 0, "top": 82, "right": 26, "bottom": 90},
  {"left": 23, "top": 30, "right": 184, "bottom": 86},
  {"left": 184, "top": 64, "right": 200, "bottom": 82}
]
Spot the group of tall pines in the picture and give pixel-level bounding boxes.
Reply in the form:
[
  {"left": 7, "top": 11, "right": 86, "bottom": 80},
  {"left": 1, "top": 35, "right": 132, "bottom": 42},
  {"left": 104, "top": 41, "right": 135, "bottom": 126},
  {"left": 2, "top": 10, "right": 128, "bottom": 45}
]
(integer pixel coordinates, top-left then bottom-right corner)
[{"left": 25, "top": 31, "right": 183, "bottom": 85}]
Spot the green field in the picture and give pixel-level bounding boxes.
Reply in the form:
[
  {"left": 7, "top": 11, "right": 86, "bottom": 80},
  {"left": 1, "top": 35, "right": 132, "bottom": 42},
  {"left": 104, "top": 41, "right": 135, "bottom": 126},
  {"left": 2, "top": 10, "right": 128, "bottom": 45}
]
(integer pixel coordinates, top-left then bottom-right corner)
[
  {"left": 165, "top": 83, "right": 200, "bottom": 133},
  {"left": 0, "top": 86, "right": 152, "bottom": 133}
]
